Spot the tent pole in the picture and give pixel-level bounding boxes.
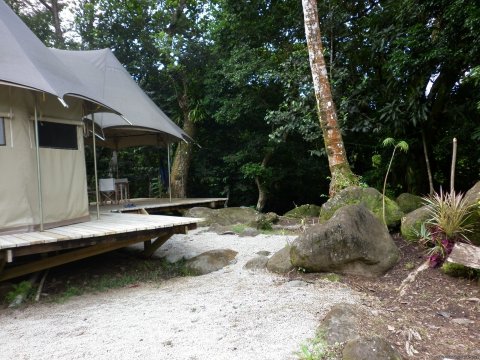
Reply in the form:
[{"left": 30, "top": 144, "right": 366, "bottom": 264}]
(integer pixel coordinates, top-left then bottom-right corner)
[
  {"left": 34, "top": 99, "right": 44, "bottom": 231},
  {"left": 167, "top": 143, "right": 172, "bottom": 203},
  {"left": 92, "top": 115, "right": 100, "bottom": 220}
]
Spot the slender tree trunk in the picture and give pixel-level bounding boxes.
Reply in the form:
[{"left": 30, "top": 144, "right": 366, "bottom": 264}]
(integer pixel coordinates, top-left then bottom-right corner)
[
  {"left": 255, "top": 150, "right": 273, "bottom": 212},
  {"left": 302, "top": 0, "right": 357, "bottom": 197},
  {"left": 38, "top": 0, "right": 65, "bottom": 47},
  {"left": 421, "top": 130, "right": 434, "bottom": 195}
]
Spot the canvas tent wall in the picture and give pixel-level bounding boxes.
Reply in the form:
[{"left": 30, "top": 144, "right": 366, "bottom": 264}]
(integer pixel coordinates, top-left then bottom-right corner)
[{"left": 0, "top": 86, "right": 90, "bottom": 234}]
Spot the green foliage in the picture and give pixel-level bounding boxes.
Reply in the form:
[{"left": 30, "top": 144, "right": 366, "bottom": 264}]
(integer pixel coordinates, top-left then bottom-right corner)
[
  {"left": 4, "top": 281, "right": 33, "bottom": 304},
  {"left": 323, "top": 273, "right": 341, "bottom": 282},
  {"left": 297, "top": 331, "right": 340, "bottom": 360},
  {"left": 15, "top": 0, "right": 480, "bottom": 212}
]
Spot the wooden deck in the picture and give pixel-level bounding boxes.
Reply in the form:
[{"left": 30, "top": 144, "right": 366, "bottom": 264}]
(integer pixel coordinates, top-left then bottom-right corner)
[
  {"left": 0, "top": 212, "right": 200, "bottom": 281},
  {"left": 93, "top": 197, "right": 227, "bottom": 214}
]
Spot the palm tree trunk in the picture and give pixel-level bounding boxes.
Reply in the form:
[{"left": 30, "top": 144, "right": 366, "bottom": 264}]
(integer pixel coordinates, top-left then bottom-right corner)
[{"left": 302, "top": 0, "right": 358, "bottom": 197}]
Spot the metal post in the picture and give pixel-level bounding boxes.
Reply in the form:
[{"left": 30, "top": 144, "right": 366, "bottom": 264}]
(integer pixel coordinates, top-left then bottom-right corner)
[
  {"left": 92, "top": 115, "right": 100, "bottom": 219},
  {"left": 167, "top": 143, "right": 172, "bottom": 202},
  {"left": 33, "top": 99, "right": 44, "bottom": 231}
]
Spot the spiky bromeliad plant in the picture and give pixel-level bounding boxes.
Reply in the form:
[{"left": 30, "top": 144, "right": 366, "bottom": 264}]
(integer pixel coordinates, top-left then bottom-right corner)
[{"left": 419, "top": 189, "right": 475, "bottom": 267}]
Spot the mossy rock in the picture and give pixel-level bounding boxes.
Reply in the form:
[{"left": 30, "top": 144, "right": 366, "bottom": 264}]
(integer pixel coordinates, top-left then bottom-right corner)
[
  {"left": 464, "top": 181, "right": 480, "bottom": 245},
  {"left": 396, "top": 193, "right": 424, "bottom": 214},
  {"left": 319, "top": 186, "right": 404, "bottom": 228},
  {"left": 284, "top": 204, "right": 321, "bottom": 218},
  {"left": 400, "top": 206, "right": 430, "bottom": 241}
]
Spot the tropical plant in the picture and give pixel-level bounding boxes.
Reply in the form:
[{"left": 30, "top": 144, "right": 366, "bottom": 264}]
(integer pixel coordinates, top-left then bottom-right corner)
[
  {"left": 424, "top": 189, "right": 474, "bottom": 240},
  {"left": 381, "top": 138, "right": 408, "bottom": 224},
  {"left": 417, "top": 189, "right": 475, "bottom": 267}
]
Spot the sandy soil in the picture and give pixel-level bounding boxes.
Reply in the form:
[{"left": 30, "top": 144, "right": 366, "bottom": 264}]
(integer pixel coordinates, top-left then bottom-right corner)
[{"left": 0, "top": 229, "right": 360, "bottom": 360}]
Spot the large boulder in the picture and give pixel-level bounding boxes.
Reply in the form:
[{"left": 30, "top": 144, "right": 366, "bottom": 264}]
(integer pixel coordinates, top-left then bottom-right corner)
[
  {"left": 400, "top": 206, "right": 430, "bottom": 241},
  {"left": 396, "top": 193, "right": 424, "bottom": 214},
  {"left": 320, "top": 187, "right": 404, "bottom": 228},
  {"left": 184, "top": 207, "right": 258, "bottom": 227},
  {"left": 185, "top": 249, "right": 237, "bottom": 275},
  {"left": 464, "top": 181, "right": 480, "bottom": 245},
  {"left": 291, "top": 205, "right": 399, "bottom": 277},
  {"left": 284, "top": 204, "right": 321, "bottom": 218}
]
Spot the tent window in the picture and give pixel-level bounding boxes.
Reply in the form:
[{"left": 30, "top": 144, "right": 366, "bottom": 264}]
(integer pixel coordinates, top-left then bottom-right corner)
[
  {"left": 38, "top": 121, "right": 78, "bottom": 150},
  {"left": 0, "top": 117, "right": 5, "bottom": 146}
]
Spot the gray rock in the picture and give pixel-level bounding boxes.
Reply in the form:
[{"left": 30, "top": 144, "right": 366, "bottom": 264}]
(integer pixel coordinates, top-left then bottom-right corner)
[
  {"left": 285, "top": 280, "right": 308, "bottom": 287},
  {"left": 320, "top": 186, "right": 404, "bottom": 228},
  {"left": 239, "top": 227, "right": 260, "bottom": 237},
  {"left": 184, "top": 207, "right": 258, "bottom": 227},
  {"left": 184, "top": 207, "right": 215, "bottom": 225},
  {"left": 318, "top": 303, "right": 361, "bottom": 345},
  {"left": 284, "top": 204, "right": 322, "bottom": 218},
  {"left": 266, "top": 246, "right": 294, "bottom": 274},
  {"left": 400, "top": 206, "right": 430, "bottom": 241},
  {"left": 342, "top": 336, "right": 403, "bottom": 360},
  {"left": 253, "top": 212, "right": 280, "bottom": 230},
  {"left": 243, "top": 255, "right": 269, "bottom": 270},
  {"left": 208, "top": 223, "right": 236, "bottom": 235},
  {"left": 396, "top": 193, "right": 424, "bottom": 214},
  {"left": 256, "top": 250, "right": 271, "bottom": 256},
  {"left": 185, "top": 249, "right": 238, "bottom": 275},
  {"left": 291, "top": 205, "right": 399, "bottom": 277},
  {"left": 464, "top": 181, "right": 480, "bottom": 245}
]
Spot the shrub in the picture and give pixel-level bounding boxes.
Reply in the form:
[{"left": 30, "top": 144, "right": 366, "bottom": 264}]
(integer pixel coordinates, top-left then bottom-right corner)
[{"left": 417, "top": 189, "right": 475, "bottom": 267}]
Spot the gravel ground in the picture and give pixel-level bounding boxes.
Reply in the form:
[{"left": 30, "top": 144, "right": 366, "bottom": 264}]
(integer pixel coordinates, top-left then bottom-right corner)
[{"left": 0, "top": 229, "right": 360, "bottom": 360}]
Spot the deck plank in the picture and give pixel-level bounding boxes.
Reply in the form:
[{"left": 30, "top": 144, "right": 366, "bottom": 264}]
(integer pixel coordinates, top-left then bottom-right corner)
[
  {"left": 0, "top": 213, "right": 199, "bottom": 252},
  {"left": 0, "top": 235, "right": 30, "bottom": 248}
]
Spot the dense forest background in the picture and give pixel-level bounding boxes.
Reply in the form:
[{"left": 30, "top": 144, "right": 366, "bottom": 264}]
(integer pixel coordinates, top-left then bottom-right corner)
[{"left": 9, "top": 0, "right": 480, "bottom": 214}]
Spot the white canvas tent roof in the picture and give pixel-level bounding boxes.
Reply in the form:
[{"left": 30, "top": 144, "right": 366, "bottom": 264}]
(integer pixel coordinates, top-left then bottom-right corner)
[
  {"left": 0, "top": 0, "right": 189, "bottom": 147},
  {"left": 50, "top": 49, "right": 191, "bottom": 148},
  {"left": 0, "top": 0, "right": 116, "bottom": 113}
]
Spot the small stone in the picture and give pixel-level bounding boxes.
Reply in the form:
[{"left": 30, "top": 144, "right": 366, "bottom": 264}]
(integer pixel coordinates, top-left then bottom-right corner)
[
  {"left": 285, "top": 280, "right": 308, "bottom": 287},
  {"left": 437, "top": 311, "right": 451, "bottom": 319},
  {"left": 451, "top": 318, "right": 473, "bottom": 325},
  {"left": 256, "top": 250, "right": 271, "bottom": 256}
]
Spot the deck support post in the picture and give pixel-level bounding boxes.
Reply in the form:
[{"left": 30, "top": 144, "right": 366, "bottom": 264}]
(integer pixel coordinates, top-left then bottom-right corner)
[
  {"left": 0, "top": 255, "right": 6, "bottom": 275},
  {"left": 142, "top": 233, "right": 173, "bottom": 258}
]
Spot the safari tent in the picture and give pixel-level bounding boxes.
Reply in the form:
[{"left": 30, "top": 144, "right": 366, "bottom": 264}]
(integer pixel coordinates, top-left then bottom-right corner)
[
  {"left": 0, "top": 0, "right": 188, "bottom": 235},
  {"left": 0, "top": 88, "right": 93, "bottom": 234}
]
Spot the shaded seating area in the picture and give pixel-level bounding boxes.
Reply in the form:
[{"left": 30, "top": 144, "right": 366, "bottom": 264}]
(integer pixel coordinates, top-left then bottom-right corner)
[{"left": 99, "top": 178, "right": 130, "bottom": 204}]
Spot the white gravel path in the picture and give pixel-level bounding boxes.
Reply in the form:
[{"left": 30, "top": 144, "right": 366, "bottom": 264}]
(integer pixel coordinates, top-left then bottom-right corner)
[{"left": 0, "top": 229, "right": 359, "bottom": 360}]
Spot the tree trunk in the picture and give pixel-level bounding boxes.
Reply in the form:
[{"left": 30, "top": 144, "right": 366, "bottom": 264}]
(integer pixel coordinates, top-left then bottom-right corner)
[
  {"left": 255, "top": 150, "right": 273, "bottom": 212},
  {"left": 38, "top": 0, "right": 65, "bottom": 48},
  {"left": 170, "top": 85, "right": 195, "bottom": 198},
  {"left": 170, "top": 119, "right": 195, "bottom": 198},
  {"left": 421, "top": 130, "right": 434, "bottom": 195},
  {"left": 302, "top": 0, "right": 358, "bottom": 197}
]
